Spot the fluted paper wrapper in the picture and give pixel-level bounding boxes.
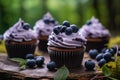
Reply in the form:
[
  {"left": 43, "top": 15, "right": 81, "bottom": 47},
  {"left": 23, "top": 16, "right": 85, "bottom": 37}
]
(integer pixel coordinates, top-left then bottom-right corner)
[
  {"left": 48, "top": 47, "right": 85, "bottom": 68},
  {"left": 5, "top": 43, "right": 36, "bottom": 58}
]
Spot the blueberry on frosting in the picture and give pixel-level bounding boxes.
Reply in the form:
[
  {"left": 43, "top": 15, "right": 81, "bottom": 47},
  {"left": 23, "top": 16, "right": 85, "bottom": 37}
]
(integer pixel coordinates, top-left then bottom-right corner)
[
  {"left": 23, "top": 23, "right": 30, "bottom": 30},
  {"left": 70, "top": 24, "right": 78, "bottom": 33},
  {"left": 60, "top": 26, "right": 67, "bottom": 33},
  {"left": 50, "top": 18, "right": 55, "bottom": 23},
  {"left": 43, "top": 18, "right": 50, "bottom": 24},
  {"left": 65, "top": 27, "right": 73, "bottom": 35},
  {"left": 62, "top": 20, "right": 70, "bottom": 27},
  {"left": 53, "top": 26, "right": 61, "bottom": 35},
  {"left": 86, "top": 21, "right": 92, "bottom": 25},
  {"left": 53, "top": 21, "right": 79, "bottom": 35}
]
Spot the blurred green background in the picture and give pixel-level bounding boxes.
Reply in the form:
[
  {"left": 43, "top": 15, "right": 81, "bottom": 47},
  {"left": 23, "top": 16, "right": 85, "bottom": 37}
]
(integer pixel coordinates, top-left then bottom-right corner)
[{"left": 0, "top": 0, "right": 120, "bottom": 34}]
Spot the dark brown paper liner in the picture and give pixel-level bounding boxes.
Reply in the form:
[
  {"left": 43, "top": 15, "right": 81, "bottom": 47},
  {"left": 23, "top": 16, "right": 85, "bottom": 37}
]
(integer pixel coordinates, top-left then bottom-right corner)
[
  {"left": 38, "top": 40, "right": 48, "bottom": 52},
  {"left": 86, "top": 38, "right": 109, "bottom": 52},
  {"left": 5, "top": 43, "right": 36, "bottom": 58},
  {"left": 48, "top": 47, "right": 85, "bottom": 68}
]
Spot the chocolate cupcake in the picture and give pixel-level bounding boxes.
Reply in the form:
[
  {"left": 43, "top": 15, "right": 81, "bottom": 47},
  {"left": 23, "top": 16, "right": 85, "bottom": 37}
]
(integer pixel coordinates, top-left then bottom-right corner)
[
  {"left": 79, "top": 17, "right": 111, "bottom": 52},
  {"left": 34, "top": 12, "right": 58, "bottom": 52},
  {"left": 4, "top": 19, "right": 37, "bottom": 58},
  {"left": 47, "top": 21, "right": 86, "bottom": 68}
]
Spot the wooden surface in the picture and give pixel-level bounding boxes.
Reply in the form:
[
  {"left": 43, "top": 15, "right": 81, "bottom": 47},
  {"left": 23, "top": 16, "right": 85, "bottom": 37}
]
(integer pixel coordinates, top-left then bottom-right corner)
[{"left": 0, "top": 53, "right": 101, "bottom": 80}]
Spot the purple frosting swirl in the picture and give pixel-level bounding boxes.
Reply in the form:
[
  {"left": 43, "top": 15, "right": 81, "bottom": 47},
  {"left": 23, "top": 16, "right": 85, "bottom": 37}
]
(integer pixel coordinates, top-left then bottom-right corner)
[
  {"left": 4, "top": 18, "right": 37, "bottom": 42},
  {"left": 48, "top": 31, "right": 86, "bottom": 48},
  {"left": 79, "top": 17, "right": 111, "bottom": 38},
  {"left": 33, "top": 12, "right": 58, "bottom": 36}
]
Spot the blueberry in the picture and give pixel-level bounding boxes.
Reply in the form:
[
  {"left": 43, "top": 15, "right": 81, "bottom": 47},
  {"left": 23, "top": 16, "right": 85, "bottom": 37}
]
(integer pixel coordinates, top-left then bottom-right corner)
[
  {"left": 47, "top": 61, "right": 56, "bottom": 71},
  {"left": 50, "top": 18, "right": 55, "bottom": 23},
  {"left": 98, "top": 58, "right": 106, "bottom": 67},
  {"left": 35, "top": 56, "right": 45, "bottom": 63},
  {"left": 103, "top": 52, "right": 112, "bottom": 62},
  {"left": 60, "top": 26, "right": 67, "bottom": 33},
  {"left": 88, "top": 49, "right": 98, "bottom": 59},
  {"left": 26, "top": 54, "right": 34, "bottom": 59},
  {"left": 65, "top": 27, "right": 73, "bottom": 35},
  {"left": 53, "top": 26, "right": 61, "bottom": 35},
  {"left": 96, "top": 53, "right": 103, "bottom": 61},
  {"left": 43, "top": 18, "right": 50, "bottom": 24},
  {"left": 111, "top": 46, "right": 117, "bottom": 53},
  {"left": 70, "top": 24, "right": 78, "bottom": 33},
  {"left": 85, "top": 60, "right": 95, "bottom": 71},
  {"left": 26, "top": 59, "right": 36, "bottom": 68},
  {"left": 36, "top": 57, "right": 44, "bottom": 67},
  {"left": 118, "top": 51, "right": 120, "bottom": 56},
  {"left": 62, "top": 21, "right": 70, "bottom": 27},
  {"left": 23, "top": 23, "right": 30, "bottom": 30},
  {"left": 86, "top": 21, "right": 92, "bottom": 25},
  {"left": 105, "top": 48, "right": 115, "bottom": 56},
  {"left": 101, "top": 48, "right": 107, "bottom": 53}
]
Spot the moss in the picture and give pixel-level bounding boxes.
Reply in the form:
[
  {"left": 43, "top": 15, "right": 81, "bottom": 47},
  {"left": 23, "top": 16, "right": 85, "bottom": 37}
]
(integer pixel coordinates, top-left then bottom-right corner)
[
  {"left": 108, "top": 36, "right": 120, "bottom": 47},
  {"left": 0, "top": 40, "right": 6, "bottom": 53}
]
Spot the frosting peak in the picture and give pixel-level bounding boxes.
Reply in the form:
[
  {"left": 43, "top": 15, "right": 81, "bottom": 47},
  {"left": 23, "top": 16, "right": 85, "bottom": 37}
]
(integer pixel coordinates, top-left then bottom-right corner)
[
  {"left": 4, "top": 18, "right": 37, "bottom": 42},
  {"left": 48, "top": 21, "right": 86, "bottom": 48},
  {"left": 33, "top": 12, "right": 58, "bottom": 36},
  {"left": 79, "top": 17, "right": 111, "bottom": 38}
]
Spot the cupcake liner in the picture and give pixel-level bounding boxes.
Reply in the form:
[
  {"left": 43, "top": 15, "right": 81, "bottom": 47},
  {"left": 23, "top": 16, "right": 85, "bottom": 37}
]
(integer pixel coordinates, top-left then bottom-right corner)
[
  {"left": 86, "top": 41, "right": 108, "bottom": 52},
  {"left": 86, "top": 38, "right": 109, "bottom": 52},
  {"left": 5, "top": 43, "right": 36, "bottom": 58},
  {"left": 48, "top": 47, "right": 85, "bottom": 68},
  {"left": 38, "top": 40, "right": 48, "bottom": 52}
]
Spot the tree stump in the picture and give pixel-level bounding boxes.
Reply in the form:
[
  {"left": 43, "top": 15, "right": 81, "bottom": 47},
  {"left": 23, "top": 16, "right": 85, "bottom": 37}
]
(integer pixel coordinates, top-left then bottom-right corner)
[{"left": 0, "top": 53, "right": 101, "bottom": 80}]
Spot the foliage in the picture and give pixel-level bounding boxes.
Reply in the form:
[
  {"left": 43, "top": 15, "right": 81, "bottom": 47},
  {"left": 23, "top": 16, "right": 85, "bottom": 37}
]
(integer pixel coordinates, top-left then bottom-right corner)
[
  {"left": 0, "top": 40, "right": 6, "bottom": 53},
  {"left": 54, "top": 65, "right": 69, "bottom": 80},
  {"left": 0, "top": 0, "right": 120, "bottom": 34},
  {"left": 101, "top": 57, "right": 120, "bottom": 80},
  {"left": 108, "top": 36, "right": 120, "bottom": 47},
  {"left": 10, "top": 58, "right": 26, "bottom": 70}
]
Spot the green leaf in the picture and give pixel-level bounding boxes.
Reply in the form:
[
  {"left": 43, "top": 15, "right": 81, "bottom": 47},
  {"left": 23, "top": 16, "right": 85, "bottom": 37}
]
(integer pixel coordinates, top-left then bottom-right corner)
[
  {"left": 108, "top": 77, "right": 118, "bottom": 80},
  {"left": 102, "top": 65, "right": 112, "bottom": 77},
  {"left": 106, "top": 62, "right": 116, "bottom": 68},
  {"left": 10, "top": 58, "right": 26, "bottom": 63},
  {"left": 54, "top": 65, "right": 69, "bottom": 80},
  {"left": 20, "top": 65, "right": 26, "bottom": 70},
  {"left": 10, "top": 58, "right": 27, "bottom": 69}
]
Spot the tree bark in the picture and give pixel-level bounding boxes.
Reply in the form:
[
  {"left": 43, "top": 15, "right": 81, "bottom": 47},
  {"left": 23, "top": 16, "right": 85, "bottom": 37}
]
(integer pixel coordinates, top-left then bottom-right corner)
[
  {"left": 106, "top": 0, "right": 116, "bottom": 30},
  {"left": 0, "top": 1, "right": 9, "bottom": 34},
  {"left": 76, "top": 1, "right": 84, "bottom": 26},
  {"left": 92, "top": 0, "right": 100, "bottom": 19},
  {"left": 41, "top": 0, "right": 48, "bottom": 15}
]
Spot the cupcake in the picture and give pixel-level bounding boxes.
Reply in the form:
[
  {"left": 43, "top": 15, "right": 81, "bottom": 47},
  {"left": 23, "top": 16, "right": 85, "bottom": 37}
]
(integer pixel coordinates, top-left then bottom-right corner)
[
  {"left": 47, "top": 21, "right": 86, "bottom": 68},
  {"left": 79, "top": 17, "right": 111, "bottom": 52},
  {"left": 34, "top": 12, "right": 58, "bottom": 52},
  {"left": 4, "top": 19, "right": 37, "bottom": 58}
]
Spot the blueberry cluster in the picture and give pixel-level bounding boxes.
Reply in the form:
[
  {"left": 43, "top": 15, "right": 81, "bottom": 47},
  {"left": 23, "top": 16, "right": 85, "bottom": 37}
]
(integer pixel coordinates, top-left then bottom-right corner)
[
  {"left": 23, "top": 23, "right": 30, "bottom": 30},
  {"left": 85, "top": 46, "right": 119, "bottom": 70},
  {"left": 53, "top": 21, "right": 79, "bottom": 35},
  {"left": 26, "top": 54, "right": 45, "bottom": 68},
  {"left": 25, "top": 54, "right": 56, "bottom": 71}
]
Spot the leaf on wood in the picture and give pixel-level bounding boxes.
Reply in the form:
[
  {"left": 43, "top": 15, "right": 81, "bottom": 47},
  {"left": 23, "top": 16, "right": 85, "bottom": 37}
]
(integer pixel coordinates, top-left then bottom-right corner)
[
  {"left": 54, "top": 65, "right": 69, "bottom": 80},
  {"left": 102, "top": 65, "right": 112, "bottom": 77}
]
